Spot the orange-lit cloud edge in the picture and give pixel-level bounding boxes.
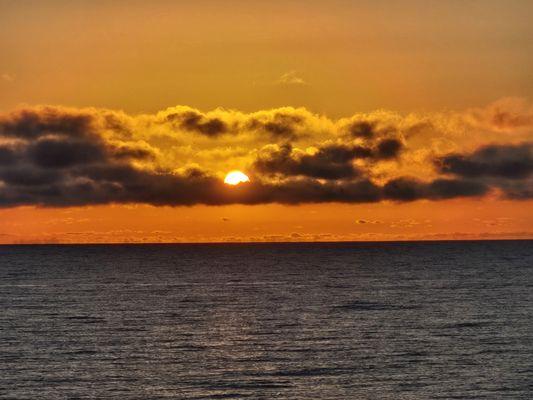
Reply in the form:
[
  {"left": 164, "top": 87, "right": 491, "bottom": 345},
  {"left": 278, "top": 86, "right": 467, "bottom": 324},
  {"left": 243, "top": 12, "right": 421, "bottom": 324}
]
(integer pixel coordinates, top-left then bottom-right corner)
[{"left": 0, "top": 97, "right": 532, "bottom": 244}]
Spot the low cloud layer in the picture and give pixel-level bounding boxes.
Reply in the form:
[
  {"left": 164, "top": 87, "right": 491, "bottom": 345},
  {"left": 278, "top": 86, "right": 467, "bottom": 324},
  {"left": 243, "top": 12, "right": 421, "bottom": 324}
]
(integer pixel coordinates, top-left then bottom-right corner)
[
  {"left": 436, "top": 143, "right": 532, "bottom": 179},
  {"left": 0, "top": 100, "right": 531, "bottom": 208}
]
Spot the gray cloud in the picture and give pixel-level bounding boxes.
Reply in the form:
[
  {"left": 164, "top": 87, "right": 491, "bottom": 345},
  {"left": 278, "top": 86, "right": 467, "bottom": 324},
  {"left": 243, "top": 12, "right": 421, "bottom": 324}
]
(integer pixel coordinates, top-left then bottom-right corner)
[
  {"left": 253, "top": 141, "right": 403, "bottom": 180},
  {"left": 376, "top": 138, "right": 403, "bottom": 159},
  {"left": 436, "top": 143, "right": 533, "bottom": 179},
  {"left": 246, "top": 112, "right": 304, "bottom": 140},
  {"left": 382, "top": 177, "right": 489, "bottom": 201},
  {"left": 0, "top": 145, "right": 17, "bottom": 165},
  {"left": 166, "top": 110, "right": 228, "bottom": 137},
  {"left": 0, "top": 105, "right": 531, "bottom": 207},
  {"left": 346, "top": 121, "right": 377, "bottom": 139},
  {"left": 253, "top": 144, "right": 363, "bottom": 180},
  {"left": 0, "top": 108, "right": 95, "bottom": 139}
]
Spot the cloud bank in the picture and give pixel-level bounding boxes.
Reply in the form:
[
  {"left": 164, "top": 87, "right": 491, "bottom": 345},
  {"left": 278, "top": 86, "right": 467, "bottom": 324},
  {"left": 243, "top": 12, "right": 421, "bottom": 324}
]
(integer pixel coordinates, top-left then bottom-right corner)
[{"left": 0, "top": 100, "right": 531, "bottom": 208}]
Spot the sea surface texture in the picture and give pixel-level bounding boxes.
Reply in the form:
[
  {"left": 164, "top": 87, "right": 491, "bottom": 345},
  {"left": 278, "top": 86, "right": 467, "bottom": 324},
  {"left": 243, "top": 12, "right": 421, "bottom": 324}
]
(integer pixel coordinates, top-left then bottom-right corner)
[{"left": 1, "top": 241, "right": 532, "bottom": 399}]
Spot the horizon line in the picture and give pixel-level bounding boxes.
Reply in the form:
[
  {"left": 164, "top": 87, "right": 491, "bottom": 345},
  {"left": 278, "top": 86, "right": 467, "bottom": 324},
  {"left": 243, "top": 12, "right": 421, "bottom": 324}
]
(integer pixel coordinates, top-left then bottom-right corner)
[{"left": 1, "top": 238, "right": 532, "bottom": 246}]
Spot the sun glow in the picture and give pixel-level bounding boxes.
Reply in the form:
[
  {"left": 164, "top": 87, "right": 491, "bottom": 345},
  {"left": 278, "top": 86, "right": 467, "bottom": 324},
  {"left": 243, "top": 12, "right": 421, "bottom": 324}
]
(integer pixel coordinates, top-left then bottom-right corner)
[{"left": 224, "top": 171, "right": 250, "bottom": 185}]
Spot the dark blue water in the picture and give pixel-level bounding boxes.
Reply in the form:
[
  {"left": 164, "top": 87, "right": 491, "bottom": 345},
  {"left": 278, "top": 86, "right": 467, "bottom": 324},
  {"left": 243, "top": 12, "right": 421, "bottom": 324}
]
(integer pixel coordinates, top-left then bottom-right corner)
[{"left": 1, "top": 241, "right": 532, "bottom": 399}]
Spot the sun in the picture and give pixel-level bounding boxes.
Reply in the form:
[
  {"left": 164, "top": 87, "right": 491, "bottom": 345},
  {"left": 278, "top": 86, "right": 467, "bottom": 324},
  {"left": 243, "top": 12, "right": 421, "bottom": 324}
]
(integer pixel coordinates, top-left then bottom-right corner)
[{"left": 224, "top": 170, "right": 250, "bottom": 185}]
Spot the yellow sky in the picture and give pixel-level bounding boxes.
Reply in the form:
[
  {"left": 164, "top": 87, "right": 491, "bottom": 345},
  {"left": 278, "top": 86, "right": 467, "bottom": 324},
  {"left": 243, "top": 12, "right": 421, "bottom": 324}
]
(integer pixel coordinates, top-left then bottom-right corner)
[
  {"left": 2, "top": 1, "right": 532, "bottom": 115},
  {"left": 0, "top": 1, "right": 532, "bottom": 243}
]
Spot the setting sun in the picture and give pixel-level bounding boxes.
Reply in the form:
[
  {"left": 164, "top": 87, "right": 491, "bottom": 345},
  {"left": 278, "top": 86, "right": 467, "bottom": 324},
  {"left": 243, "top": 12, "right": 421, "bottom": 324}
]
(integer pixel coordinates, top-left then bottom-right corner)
[{"left": 224, "top": 171, "right": 250, "bottom": 185}]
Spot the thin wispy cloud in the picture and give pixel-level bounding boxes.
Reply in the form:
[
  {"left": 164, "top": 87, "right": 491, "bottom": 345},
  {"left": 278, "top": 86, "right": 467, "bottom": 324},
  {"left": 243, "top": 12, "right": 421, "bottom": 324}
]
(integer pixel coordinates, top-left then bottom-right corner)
[
  {"left": 275, "top": 71, "right": 308, "bottom": 86},
  {"left": 1, "top": 73, "right": 14, "bottom": 83}
]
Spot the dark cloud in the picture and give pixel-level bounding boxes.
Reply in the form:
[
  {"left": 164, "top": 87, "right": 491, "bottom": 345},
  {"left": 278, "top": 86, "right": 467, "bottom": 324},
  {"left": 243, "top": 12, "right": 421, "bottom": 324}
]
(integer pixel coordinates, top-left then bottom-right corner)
[
  {"left": 376, "top": 138, "right": 403, "bottom": 159},
  {"left": 253, "top": 140, "right": 403, "bottom": 180},
  {"left": 0, "top": 150, "right": 491, "bottom": 207},
  {"left": 213, "top": 177, "right": 489, "bottom": 205},
  {"left": 0, "top": 107, "right": 95, "bottom": 139},
  {"left": 345, "top": 121, "right": 402, "bottom": 145},
  {"left": 0, "top": 107, "right": 156, "bottom": 176},
  {"left": 0, "top": 145, "right": 16, "bottom": 165},
  {"left": 111, "top": 144, "right": 156, "bottom": 160},
  {"left": 218, "top": 178, "right": 382, "bottom": 205},
  {"left": 0, "top": 165, "right": 62, "bottom": 186},
  {"left": 316, "top": 144, "right": 372, "bottom": 162},
  {"left": 0, "top": 106, "right": 531, "bottom": 207},
  {"left": 0, "top": 162, "right": 219, "bottom": 208},
  {"left": 167, "top": 111, "right": 228, "bottom": 137},
  {"left": 426, "top": 178, "right": 489, "bottom": 199},
  {"left": 343, "top": 119, "right": 404, "bottom": 161},
  {"left": 383, "top": 177, "right": 489, "bottom": 201},
  {"left": 247, "top": 113, "right": 303, "bottom": 140},
  {"left": 433, "top": 143, "right": 533, "bottom": 199},
  {"left": 493, "top": 179, "right": 533, "bottom": 200},
  {"left": 347, "top": 121, "right": 375, "bottom": 139},
  {"left": 382, "top": 178, "right": 424, "bottom": 201},
  {"left": 27, "top": 138, "right": 106, "bottom": 168},
  {"left": 253, "top": 143, "right": 362, "bottom": 179},
  {"left": 436, "top": 143, "right": 533, "bottom": 179}
]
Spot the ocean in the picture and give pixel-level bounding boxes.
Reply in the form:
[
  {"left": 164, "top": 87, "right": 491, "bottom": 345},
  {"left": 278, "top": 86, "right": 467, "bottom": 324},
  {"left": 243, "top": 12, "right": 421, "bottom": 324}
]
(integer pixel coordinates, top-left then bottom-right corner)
[{"left": 1, "top": 241, "right": 532, "bottom": 399}]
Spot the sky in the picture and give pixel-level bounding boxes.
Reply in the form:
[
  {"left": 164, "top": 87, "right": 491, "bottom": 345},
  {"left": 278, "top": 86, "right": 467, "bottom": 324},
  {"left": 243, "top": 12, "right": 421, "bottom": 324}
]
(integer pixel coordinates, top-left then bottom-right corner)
[{"left": 0, "top": 0, "right": 532, "bottom": 243}]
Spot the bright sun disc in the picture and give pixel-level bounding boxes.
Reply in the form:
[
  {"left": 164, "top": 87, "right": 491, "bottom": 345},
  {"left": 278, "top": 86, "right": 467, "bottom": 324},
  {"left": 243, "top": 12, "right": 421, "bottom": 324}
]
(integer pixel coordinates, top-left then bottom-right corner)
[{"left": 224, "top": 171, "right": 250, "bottom": 185}]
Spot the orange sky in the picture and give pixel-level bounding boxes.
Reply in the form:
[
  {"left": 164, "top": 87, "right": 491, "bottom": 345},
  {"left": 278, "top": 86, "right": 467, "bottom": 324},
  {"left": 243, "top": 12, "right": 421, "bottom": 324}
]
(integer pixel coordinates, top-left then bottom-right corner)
[{"left": 0, "top": 0, "right": 532, "bottom": 243}]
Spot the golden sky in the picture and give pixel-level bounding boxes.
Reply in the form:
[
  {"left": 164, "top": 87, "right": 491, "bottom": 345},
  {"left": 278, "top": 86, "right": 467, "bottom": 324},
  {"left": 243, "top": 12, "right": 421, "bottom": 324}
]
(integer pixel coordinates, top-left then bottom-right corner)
[{"left": 0, "top": 0, "right": 532, "bottom": 243}]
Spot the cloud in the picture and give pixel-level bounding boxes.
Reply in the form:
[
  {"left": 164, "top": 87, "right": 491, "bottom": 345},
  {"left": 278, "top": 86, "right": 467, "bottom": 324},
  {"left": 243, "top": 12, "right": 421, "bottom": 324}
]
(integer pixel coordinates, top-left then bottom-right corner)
[
  {"left": 152, "top": 105, "right": 321, "bottom": 144},
  {"left": 436, "top": 142, "right": 533, "bottom": 179},
  {"left": 0, "top": 145, "right": 17, "bottom": 165},
  {"left": 376, "top": 138, "right": 403, "bottom": 159},
  {"left": 0, "top": 107, "right": 95, "bottom": 139},
  {"left": 355, "top": 219, "right": 382, "bottom": 224},
  {"left": 465, "top": 97, "right": 533, "bottom": 132},
  {"left": 1, "top": 73, "right": 14, "bottom": 83},
  {"left": 276, "top": 71, "right": 307, "bottom": 86},
  {"left": 253, "top": 139, "right": 403, "bottom": 180},
  {"left": 382, "top": 177, "right": 489, "bottom": 201},
  {"left": 434, "top": 142, "right": 533, "bottom": 199},
  {"left": 341, "top": 117, "right": 401, "bottom": 142},
  {"left": 27, "top": 137, "right": 107, "bottom": 168},
  {"left": 166, "top": 110, "right": 228, "bottom": 137},
  {"left": 253, "top": 143, "right": 363, "bottom": 179},
  {"left": 245, "top": 110, "right": 307, "bottom": 140},
  {"left": 495, "top": 178, "right": 533, "bottom": 200},
  {"left": 0, "top": 101, "right": 531, "bottom": 207},
  {"left": 346, "top": 121, "right": 376, "bottom": 139}
]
